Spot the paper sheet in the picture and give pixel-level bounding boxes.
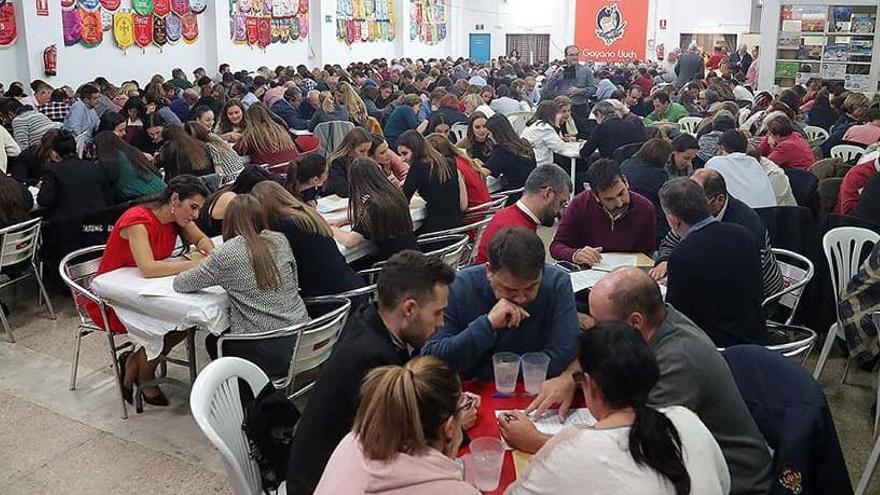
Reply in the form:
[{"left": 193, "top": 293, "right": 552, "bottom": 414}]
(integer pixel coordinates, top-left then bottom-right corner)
[
  {"left": 495, "top": 408, "right": 597, "bottom": 449},
  {"left": 591, "top": 253, "right": 637, "bottom": 272},
  {"left": 316, "top": 195, "right": 349, "bottom": 214},
  {"left": 569, "top": 270, "right": 607, "bottom": 293}
]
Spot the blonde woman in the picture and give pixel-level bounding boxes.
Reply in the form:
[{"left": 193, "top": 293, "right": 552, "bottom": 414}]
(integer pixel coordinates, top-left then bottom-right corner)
[
  {"left": 462, "top": 93, "right": 495, "bottom": 118},
  {"left": 308, "top": 91, "right": 354, "bottom": 131},
  {"left": 337, "top": 81, "right": 369, "bottom": 127},
  {"left": 174, "top": 194, "right": 309, "bottom": 361},
  {"left": 234, "top": 103, "right": 299, "bottom": 166}
]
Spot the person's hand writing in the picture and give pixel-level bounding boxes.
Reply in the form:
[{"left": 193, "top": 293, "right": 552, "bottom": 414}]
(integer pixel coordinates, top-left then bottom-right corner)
[
  {"left": 648, "top": 261, "right": 668, "bottom": 281},
  {"left": 488, "top": 299, "right": 530, "bottom": 329},
  {"left": 328, "top": 217, "right": 350, "bottom": 228},
  {"left": 573, "top": 246, "right": 603, "bottom": 266},
  {"left": 525, "top": 373, "right": 577, "bottom": 421},
  {"left": 498, "top": 411, "right": 551, "bottom": 454}
]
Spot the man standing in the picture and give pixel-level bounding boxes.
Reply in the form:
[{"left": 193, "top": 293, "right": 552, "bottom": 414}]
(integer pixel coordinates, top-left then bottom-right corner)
[
  {"left": 543, "top": 45, "right": 597, "bottom": 139},
  {"left": 675, "top": 44, "right": 706, "bottom": 88},
  {"left": 550, "top": 159, "right": 657, "bottom": 265},
  {"left": 475, "top": 165, "right": 572, "bottom": 264},
  {"left": 286, "top": 251, "right": 457, "bottom": 495},
  {"left": 63, "top": 83, "right": 101, "bottom": 139},
  {"left": 423, "top": 228, "right": 579, "bottom": 380},
  {"left": 659, "top": 178, "right": 767, "bottom": 347}
]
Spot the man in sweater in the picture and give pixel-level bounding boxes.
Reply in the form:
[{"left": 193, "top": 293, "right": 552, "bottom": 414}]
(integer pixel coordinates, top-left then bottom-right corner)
[
  {"left": 643, "top": 91, "right": 690, "bottom": 124},
  {"left": 0, "top": 97, "right": 59, "bottom": 150},
  {"left": 550, "top": 159, "right": 657, "bottom": 265},
  {"left": 423, "top": 228, "right": 579, "bottom": 380},
  {"left": 652, "top": 169, "right": 784, "bottom": 299},
  {"left": 579, "top": 100, "right": 647, "bottom": 160},
  {"left": 523, "top": 268, "right": 772, "bottom": 495},
  {"left": 475, "top": 165, "right": 572, "bottom": 264},
  {"left": 286, "top": 251, "right": 457, "bottom": 495},
  {"left": 660, "top": 178, "right": 767, "bottom": 347},
  {"left": 706, "top": 129, "right": 777, "bottom": 208}
]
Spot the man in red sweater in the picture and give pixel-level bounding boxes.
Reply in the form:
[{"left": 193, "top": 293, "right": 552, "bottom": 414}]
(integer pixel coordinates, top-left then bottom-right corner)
[
  {"left": 757, "top": 114, "right": 815, "bottom": 171},
  {"left": 475, "top": 165, "right": 571, "bottom": 264},
  {"left": 835, "top": 151, "right": 879, "bottom": 215}
]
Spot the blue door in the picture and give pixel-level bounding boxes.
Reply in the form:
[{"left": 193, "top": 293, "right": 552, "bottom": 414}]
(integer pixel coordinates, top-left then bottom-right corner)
[{"left": 469, "top": 33, "right": 491, "bottom": 63}]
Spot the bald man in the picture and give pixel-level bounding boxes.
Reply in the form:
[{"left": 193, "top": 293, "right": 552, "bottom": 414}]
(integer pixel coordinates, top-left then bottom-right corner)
[{"left": 524, "top": 268, "right": 771, "bottom": 495}]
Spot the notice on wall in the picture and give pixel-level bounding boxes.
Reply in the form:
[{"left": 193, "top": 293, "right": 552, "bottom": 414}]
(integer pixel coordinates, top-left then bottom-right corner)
[
  {"left": 844, "top": 74, "right": 871, "bottom": 92},
  {"left": 820, "top": 63, "right": 846, "bottom": 80},
  {"left": 36, "top": 0, "right": 49, "bottom": 16}
]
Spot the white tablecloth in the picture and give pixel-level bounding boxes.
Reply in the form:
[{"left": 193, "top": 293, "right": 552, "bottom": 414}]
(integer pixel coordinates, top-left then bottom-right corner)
[
  {"left": 316, "top": 195, "right": 427, "bottom": 263},
  {"left": 91, "top": 267, "right": 229, "bottom": 360}
]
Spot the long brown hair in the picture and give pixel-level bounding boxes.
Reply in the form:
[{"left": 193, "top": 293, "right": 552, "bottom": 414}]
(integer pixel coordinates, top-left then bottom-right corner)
[
  {"left": 217, "top": 98, "right": 246, "bottom": 134},
  {"left": 161, "top": 125, "right": 212, "bottom": 173},
  {"left": 94, "top": 130, "right": 161, "bottom": 178},
  {"left": 0, "top": 174, "right": 29, "bottom": 227},
  {"left": 251, "top": 181, "right": 333, "bottom": 238},
  {"left": 354, "top": 356, "right": 461, "bottom": 460},
  {"left": 221, "top": 194, "right": 282, "bottom": 291},
  {"left": 240, "top": 103, "right": 296, "bottom": 155},
  {"left": 397, "top": 130, "right": 453, "bottom": 184},
  {"left": 185, "top": 121, "right": 234, "bottom": 152},
  {"left": 425, "top": 133, "right": 484, "bottom": 177},
  {"left": 326, "top": 127, "right": 372, "bottom": 167},
  {"left": 348, "top": 158, "right": 413, "bottom": 241}
]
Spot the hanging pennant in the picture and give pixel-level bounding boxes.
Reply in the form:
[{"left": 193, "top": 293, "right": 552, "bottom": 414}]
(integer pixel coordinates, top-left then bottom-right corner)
[
  {"left": 298, "top": 14, "right": 307, "bottom": 38},
  {"left": 101, "top": 9, "right": 113, "bottom": 31},
  {"left": 153, "top": 15, "right": 167, "bottom": 47},
  {"left": 153, "top": 0, "right": 170, "bottom": 17},
  {"left": 62, "top": 8, "right": 82, "bottom": 46},
  {"left": 133, "top": 13, "right": 153, "bottom": 47},
  {"left": 257, "top": 16, "right": 270, "bottom": 48},
  {"left": 80, "top": 8, "right": 103, "bottom": 47},
  {"left": 78, "top": 0, "right": 100, "bottom": 12},
  {"left": 251, "top": 0, "right": 263, "bottom": 14},
  {"left": 360, "top": 20, "right": 369, "bottom": 42},
  {"left": 232, "top": 12, "right": 247, "bottom": 43},
  {"left": 261, "top": 0, "right": 271, "bottom": 16},
  {"left": 100, "top": 0, "right": 120, "bottom": 11},
  {"left": 335, "top": 18, "right": 344, "bottom": 41},
  {"left": 288, "top": 15, "right": 298, "bottom": 41},
  {"left": 132, "top": 0, "right": 154, "bottom": 16},
  {"left": 270, "top": 0, "right": 288, "bottom": 17},
  {"left": 269, "top": 17, "right": 279, "bottom": 44},
  {"left": 0, "top": 0, "right": 16, "bottom": 46},
  {"left": 246, "top": 15, "right": 258, "bottom": 45},
  {"left": 170, "top": 0, "right": 188, "bottom": 16},
  {"left": 62, "top": 0, "right": 77, "bottom": 10},
  {"left": 180, "top": 11, "right": 197, "bottom": 43},
  {"left": 298, "top": 0, "right": 307, "bottom": 14},
  {"left": 166, "top": 12, "right": 181, "bottom": 43},
  {"left": 113, "top": 10, "right": 133, "bottom": 49},
  {"left": 190, "top": 0, "right": 207, "bottom": 14},
  {"left": 237, "top": 0, "right": 251, "bottom": 13}
]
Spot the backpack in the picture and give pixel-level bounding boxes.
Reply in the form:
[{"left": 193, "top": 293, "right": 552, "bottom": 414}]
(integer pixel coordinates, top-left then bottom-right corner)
[{"left": 242, "top": 382, "right": 301, "bottom": 493}]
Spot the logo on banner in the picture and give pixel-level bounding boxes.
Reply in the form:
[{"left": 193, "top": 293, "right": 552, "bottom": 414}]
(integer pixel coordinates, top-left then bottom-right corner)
[{"left": 595, "top": 3, "right": 626, "bottom": 46}]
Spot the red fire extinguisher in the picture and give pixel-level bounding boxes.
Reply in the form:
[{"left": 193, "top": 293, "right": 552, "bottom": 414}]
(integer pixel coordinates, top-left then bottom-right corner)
[
  {"left": 44, "top": 44, "right": 57, "bottom": 77},
  {"left": 656, "top": 43, "right": 665, "bottom": 62}
]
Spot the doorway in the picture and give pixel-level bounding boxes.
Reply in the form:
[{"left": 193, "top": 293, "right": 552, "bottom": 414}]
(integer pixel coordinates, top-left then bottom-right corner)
[{"left": 505, "top": 33, "right": 551, "bottom": 64}]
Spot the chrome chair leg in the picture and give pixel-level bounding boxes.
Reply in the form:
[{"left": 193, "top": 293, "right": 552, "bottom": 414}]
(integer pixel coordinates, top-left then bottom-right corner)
[
  {"left": 107, "top": 333, "right": 128, "bottom": 420},
  {"left": 33, "top": 261, "right": 56, "bottom": 319},
  {"left": 69, "top": 329, "right": 83, "bottom": 390},
  {"left": 0, "top": 306, "right": 14, "bottom": 343}
]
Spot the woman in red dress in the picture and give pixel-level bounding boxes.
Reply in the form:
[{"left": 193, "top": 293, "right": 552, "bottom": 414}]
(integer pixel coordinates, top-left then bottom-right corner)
[{"left": 87, "top": 175, "right": 214, "bottom": 406}]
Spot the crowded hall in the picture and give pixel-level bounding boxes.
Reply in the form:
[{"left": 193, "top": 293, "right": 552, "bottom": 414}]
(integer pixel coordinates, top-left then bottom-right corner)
[{"left": 6, "top": 0, "right": 880, "bottom": 493}]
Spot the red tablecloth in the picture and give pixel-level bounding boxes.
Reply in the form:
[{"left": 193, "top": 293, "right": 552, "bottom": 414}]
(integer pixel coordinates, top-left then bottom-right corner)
[{"left": 459, "top": 380, "right": 584, "bottom": 494}]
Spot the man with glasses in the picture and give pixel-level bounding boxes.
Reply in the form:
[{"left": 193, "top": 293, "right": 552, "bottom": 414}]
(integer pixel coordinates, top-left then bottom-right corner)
[
  {"left": 544, "top": 45, "right": 596, "bottom": 139},
  {"left": 62, "top": 83, "right": 101, "bottom": 140},
  {"left": 423, "top": 227, "right": 579, "bottom": 380},
  {"left": 475, "top": 165, "right": 572, "bottom": 264}
]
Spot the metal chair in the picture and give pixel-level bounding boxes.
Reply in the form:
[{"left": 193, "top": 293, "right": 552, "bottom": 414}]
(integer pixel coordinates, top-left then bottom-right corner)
[
  {"left": 314, "top": 121, "right": 355, "bottom": 153},
  {"left": 450, "top": 123, "right": 468, "bottom": 144},
  {"left": 803, "top": 125, "right": 830, "bottom": 146},
  {"left": 491, "top": 187, "right": 525, "bottom": 207},
  {"left": 830, "top": 144, "right": 867, "bottom": 164},
  {"left": 814, "top": 227, "right": 879, "bottom": 383},
  {"left": 677, "top": 116, "right": 702, "bottom": 136},
  {"left": 0, "top": 218, "right": 56, "bottom": 342},
  {"left": 59, "top": 245, "right": 132, "bottom": 419},
  {"left": 190, "top": 357, "right": 284, "bottom": 495},
  {"left": 857, "top": 429, "right": 880, "bottom": 495},
  {"left": 218, "top": 297, "right": 351, "bottom": 401},
  {"left": 419, "top": 217, "right": 493, "bottom": 267},
  {"left": 762, "top": 248, "right": 815, "bottom": 326},
  {"left": 417, "top": 234, "right": 470, "bottom": 268},
  {"left": 765, "top": 322, "right": 818, "bottom": 365}
]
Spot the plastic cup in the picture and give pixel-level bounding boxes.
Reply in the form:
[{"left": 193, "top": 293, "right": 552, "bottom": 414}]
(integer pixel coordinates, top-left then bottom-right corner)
[
  {"left": 492, "top": 352, "right": 520, "bottom": 394},
  {"left": 521, "top": 352, "right": 551, "bottom": 395},
  {"left": 470, "top": 437, "right": 505, "bottom": 491}
]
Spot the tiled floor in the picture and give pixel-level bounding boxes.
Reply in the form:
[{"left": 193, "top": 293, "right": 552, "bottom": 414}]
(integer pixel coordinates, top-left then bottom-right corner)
[{"left": 1, "top": 276, "right": 879, "bottom": 494}]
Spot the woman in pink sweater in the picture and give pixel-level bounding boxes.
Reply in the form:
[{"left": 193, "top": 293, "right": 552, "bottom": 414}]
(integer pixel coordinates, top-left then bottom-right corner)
[{"left": 315, "top": 356, "right": 479, "bottom": 495}]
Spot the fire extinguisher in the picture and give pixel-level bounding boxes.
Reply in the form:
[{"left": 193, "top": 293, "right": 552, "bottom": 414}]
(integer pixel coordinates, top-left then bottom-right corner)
[
  {"left": 44, "top": 45, "right": 57, "bottom": 77},
  {"left": 656, "top": 43, "right": 665, "bottom": 62}
]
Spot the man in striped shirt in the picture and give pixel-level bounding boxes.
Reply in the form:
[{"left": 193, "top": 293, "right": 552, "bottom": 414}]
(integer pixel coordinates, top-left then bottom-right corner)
[{"left": 0, "top": 97, "right": 59, "bottom": 150}]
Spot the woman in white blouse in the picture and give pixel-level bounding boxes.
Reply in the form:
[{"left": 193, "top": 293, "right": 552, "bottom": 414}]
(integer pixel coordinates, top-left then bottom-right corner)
[
  {"left": 499, "top": 322, "right": 730, "bottom": 495},
  {"left": 520, "top": 100, "right": 571, "bottom": 167}
]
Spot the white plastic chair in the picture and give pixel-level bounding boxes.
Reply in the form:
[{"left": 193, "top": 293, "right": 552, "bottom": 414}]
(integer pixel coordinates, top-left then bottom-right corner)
[
  {"left": 313, "top": 121, "right": 355, "bottom": 154},
  {"left": 738, "top": 108, "right": 751, "bottom": 127},
  {"left": 0, "top": 218, "right": 56, "bottom": 342},
  {"left": 678, "top": 116, "right": 703, "bottom": 136},
  {"left": 830, "top": 144, "right": 867, "bottom": 164},
  {"left": 450, "top": 123, "right": 468, "bottom": 144},
  {"left": 190, "top": 357, "right": 285, "bottom": 495},
  {"left": 507, "top": 111, "right": 534, "bottom": 136},
  {"left": 803, "top": 125, "right": 830, "bottom": 146},
  {"left": 814, "top": 227, "right": 879, "bottom": 384}
]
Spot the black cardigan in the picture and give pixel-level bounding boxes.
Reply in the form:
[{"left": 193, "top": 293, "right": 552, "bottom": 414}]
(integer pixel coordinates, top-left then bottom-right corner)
[
  {"left": 402, "top": 157, "right": 462, "bottom": 234},
  {"left": 37, "top": 158, "right": 113, "bottom": 223},
  {"left": 580, "top": 116, "right": 647, "bottom": 159},
  {"left": 485, "top": 145, "right": 537, "bottom": 192}
]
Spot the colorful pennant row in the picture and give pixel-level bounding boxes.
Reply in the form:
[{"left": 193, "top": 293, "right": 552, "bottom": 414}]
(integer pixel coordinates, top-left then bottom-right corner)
[
  {"left": 409, "top": 0, "right": 447, "bottom": 45},
  {"left": 229, "top": 0, "right": 310, "bottom": 47},
  {"left": 336, "top": 0, "right": 396, "bottom": 44},
  {"left": 62, "top": 0, "right": 206, "bottom": 50},
  {"left": 0, "top": 0, "right": 16, "bottom": 47}
]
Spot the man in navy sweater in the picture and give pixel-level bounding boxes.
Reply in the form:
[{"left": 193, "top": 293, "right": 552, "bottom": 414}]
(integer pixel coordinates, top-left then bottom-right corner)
[
  {"left": 422, "top": 228, "right": 580, "bottom": 380},
  {"left": 659, "top": 178, "right": 767, "bottom": 347}
]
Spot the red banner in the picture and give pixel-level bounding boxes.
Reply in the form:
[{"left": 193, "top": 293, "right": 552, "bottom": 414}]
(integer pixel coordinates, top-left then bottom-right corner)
[{"left": 574, "top": 0, "right": 648, "bottom": 63}]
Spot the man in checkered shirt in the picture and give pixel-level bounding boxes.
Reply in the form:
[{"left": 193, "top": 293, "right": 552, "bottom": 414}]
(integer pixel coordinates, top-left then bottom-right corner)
[{"left": 38, "top": 88, "right": 72, "bottom": 123}]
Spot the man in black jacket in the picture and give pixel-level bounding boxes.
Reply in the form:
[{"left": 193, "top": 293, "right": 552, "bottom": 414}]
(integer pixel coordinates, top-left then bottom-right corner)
[
  {"left": 286, "top": 251, "right": 456, "bottom": 495},
  {"left": 660, "top": 177, "right": 767, "bottom": 347},
  {"left": 580, "top": 100, "right": 647, "bottom": 160}
]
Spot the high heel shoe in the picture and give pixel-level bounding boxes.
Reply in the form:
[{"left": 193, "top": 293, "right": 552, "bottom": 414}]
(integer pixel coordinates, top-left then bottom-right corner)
[{"left": 116, "top": 350, "right": 133, "bottom": 405}]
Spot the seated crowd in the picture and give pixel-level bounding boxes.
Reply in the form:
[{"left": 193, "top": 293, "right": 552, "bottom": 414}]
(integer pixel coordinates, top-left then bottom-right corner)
[{"left": 2, "top": 41, "right": 876, "bottom": 495}]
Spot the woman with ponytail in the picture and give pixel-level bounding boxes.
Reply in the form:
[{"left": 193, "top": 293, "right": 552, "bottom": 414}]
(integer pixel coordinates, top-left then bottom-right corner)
[
  {"left": 315, "top": 356, "right": 479, "bottom": 495},
  {"left": 501, "top": 322, "right": 730, "bottom": 495},
  {"left": 174, "top": 194, "right": 309, "bottom": 361}
]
